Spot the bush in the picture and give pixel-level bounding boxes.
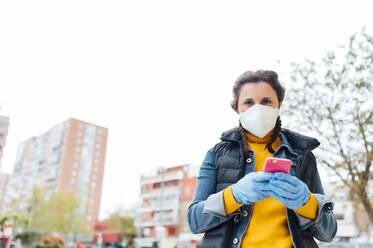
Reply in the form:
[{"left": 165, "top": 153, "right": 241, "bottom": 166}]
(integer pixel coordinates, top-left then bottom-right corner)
[
  {"left": 15, "top": 231, "right": 43, "bottom": 246},
  {"left": 35, "top": 236, "right": 65, "bottom": 248}
]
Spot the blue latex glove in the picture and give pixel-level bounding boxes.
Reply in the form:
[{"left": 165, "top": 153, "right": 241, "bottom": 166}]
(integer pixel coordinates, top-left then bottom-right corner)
[
  {"left": 267, "top": 172, "right": 310, "bottom": 210},
  {"left": 231, "top": 172, "right": 273, "bottom": 204}
]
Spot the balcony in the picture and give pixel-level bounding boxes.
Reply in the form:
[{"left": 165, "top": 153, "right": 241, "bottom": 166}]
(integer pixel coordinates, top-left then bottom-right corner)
[
  {"left": 140, "top": 200, "right": 180, "bottom": 212},
  {"left": 139, "top": 206, "right": 152, "bottom": 212},
  {"left": 151, "top": 200, "right": 180, "bottom": 209},
  {"left": 136, "top": 208, "right": 180, "bottom": 227},
  {"left": 140, "top": 171, "right": 183, "bottom": 185},
  {"left": 140, "top": 186, "right": 180, "bottom": 198},
  {"left": 134, "top": 218, "right": 180, "bottom": 227}
]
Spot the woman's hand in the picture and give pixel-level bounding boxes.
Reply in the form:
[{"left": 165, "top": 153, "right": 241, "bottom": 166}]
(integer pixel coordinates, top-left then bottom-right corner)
[
  {"left": 231, "top": 172, "right": 273, "bottom": 204},
  {"left": 267, "top": 172, "right": 310, "bottom": 210}
]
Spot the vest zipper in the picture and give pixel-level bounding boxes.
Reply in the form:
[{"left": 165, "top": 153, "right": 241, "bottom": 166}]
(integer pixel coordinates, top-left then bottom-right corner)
[
  {"left": 236, "top": 206, "right": 295, "bottom": 248},
  {"left": 237, "top": 150, "right": 254, "bottom": 247},
  {"left": 286, "top": 209, "right": 297, "bottom": 248},
  {"left": 275, "top": 138, "right": 298, "bottom": 248},
  {"left": 237, "top": 204, "right": 252, "bottom": 248}
]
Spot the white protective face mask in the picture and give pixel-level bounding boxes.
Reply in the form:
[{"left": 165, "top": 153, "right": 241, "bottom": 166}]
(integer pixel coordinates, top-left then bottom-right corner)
[{"left": 239, "top": 104, "right": 279, "bottom": 138}]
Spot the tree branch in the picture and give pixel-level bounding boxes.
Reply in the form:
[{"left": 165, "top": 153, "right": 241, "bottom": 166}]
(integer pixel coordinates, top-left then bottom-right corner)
[
  {"left": 365, "top": 110, "right": 373, "bottom": 123},
  {"left": 356, "top": 107, "right": 372, "bottom": 188},
  {"left": 326, "top": 106, "right": 356, "bottom": 182},
  {"left": 321, "top": 159, "right": 353, "bottom": 190}
]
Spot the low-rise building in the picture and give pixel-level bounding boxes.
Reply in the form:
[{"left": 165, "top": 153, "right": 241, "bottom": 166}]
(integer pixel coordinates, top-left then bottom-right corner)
[
  {"left": 136, "top": 164, "right": 202, "bottom": 248},
  {"left": 322, "top": 177, "right": 373, "bottom": 241}
]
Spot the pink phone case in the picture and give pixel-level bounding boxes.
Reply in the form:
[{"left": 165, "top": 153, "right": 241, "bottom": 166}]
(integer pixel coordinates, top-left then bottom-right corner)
[{"left": 263, "top": 157, "right": 292, "bottom": 174}]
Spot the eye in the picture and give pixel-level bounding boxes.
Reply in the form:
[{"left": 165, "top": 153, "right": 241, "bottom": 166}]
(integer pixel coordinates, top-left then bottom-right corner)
[
  {"left": 263, "top": 99, "right": 272, "bottom": 104},
  {"left": 245, "top": 100, "right": 253, "bottom": 105}
]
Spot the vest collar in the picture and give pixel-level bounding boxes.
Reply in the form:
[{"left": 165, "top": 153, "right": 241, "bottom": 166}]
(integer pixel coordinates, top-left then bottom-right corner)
[
  {"left": 280, "top": 128, "right": 320, "bottom": 153},
  {"left": 220, "top": 126, "right": 320, "bottom": 155}
]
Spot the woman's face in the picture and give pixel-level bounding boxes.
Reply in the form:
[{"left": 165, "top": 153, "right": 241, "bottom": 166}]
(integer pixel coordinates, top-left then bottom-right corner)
[{"left": 237, "top": 81, "right": 281, "bottom": 113}]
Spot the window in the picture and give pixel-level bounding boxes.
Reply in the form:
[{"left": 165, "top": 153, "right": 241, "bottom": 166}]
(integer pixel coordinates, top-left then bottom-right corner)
[
  {"left": 184, "top": 220, "right": 190, "bottom": 232},
  {"left": 95, "top": 144, "right": 101, "bottom": 149},
  {"left": 154, "top": 183, "right": 161, "bottom": 188},
  {"left": 75, "top": 147, "right": 81, "bottom": 152},
  {"left": 77, "top": 131, "right": 83, "bottom": 137},
  {"left": 335, "top": 214, "right": 344, "bottom": 220},
  {"left": 79, "top": 124, "right": 84, "bottom": 129},
  {"left": 48, "top": 152, "right": 60, "bottom": 165},
  {"left": 76, "top": 139, "right": 82, "bottom": 144},
  {"left": 72, "top": 170, "right": 77, "bottom": 176},
  {"left": 95, "top": 151, "right": 100, "bottom": 157},
  {"left": 70, "top": 179, "right": 75, "bottom": 184},
  {"left": 98, "top": 129, "right": 103, "bottom": 134},
  {"left": 73, "top": 162, "right": 79, "bottom": 168},
  {"left": 50, "top": 124, "right": 64, "bottom": 149},
  {"left": 0, "top": 122, "right": 7, "bottom": 129},
  {"left": 185, "top": 186, "right": 191, "bottom": 195},
  {"left": 142, "top": 185, "right": 149, "bottom": 192}
]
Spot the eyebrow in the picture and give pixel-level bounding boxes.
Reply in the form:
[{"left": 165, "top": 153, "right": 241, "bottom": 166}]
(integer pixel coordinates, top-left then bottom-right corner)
[{"left": 244, "top": 97, "right": 273, "bottom": 101}]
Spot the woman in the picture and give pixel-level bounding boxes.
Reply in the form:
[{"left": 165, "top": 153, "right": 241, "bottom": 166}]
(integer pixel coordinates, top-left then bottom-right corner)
[{"left": 187, "top": 70, "right": 337, "bottom": 248}]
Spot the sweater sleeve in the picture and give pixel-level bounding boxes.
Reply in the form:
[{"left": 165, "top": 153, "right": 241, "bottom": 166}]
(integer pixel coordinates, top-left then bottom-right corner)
[
  {"left": 295, "top": 191, "right": 318, "bottom": 219},
  {"left": 223, "top": 184, "right": 244, "bottom": 215}
]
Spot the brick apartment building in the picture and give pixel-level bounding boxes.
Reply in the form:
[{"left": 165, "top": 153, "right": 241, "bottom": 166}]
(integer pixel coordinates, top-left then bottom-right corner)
[
  {"left": 5, "top": 117, "right": 108, "bottom": 228},
  {"left": 0, "top": 173, "right": 10, "bottom": 213},
  {"left": 0, "top": 116, "right": 10, "bottom": 213},
  {"left": 0, "top": 115, "right": 10, "bottom": 170}
]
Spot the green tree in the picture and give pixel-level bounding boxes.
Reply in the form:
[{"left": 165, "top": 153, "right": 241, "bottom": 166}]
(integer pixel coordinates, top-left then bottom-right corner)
[
  {"left": 4, "top": 187, "right": 89, "bottom": 237},
  {"left": 4, "top": 188, "right": 49, "bottom": 246},
  {"left": 107, "top": 206, "right": 137, "bottom": 239},
  {"left": 0, "top": 213, "right": 29, "bottom": 229},
  {"left": 47, "top": 191, "right": 88, "bottom": 235},
  {"left": 284, "top": 26, "right": 373, "bottom": 225}
]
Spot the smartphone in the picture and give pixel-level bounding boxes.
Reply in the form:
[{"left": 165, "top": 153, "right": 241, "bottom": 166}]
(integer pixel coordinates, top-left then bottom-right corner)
[{"left": 263, "top": 157, "right": 292, "bottom": 174}]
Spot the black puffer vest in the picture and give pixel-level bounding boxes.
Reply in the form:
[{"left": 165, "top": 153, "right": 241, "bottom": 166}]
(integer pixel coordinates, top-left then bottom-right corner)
[{"left": 199, "top": 127, "right": 321, "bottom": 248}]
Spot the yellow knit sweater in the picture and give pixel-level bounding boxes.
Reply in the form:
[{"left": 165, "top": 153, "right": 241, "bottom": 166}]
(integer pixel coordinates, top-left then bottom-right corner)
[{"left": 223, "top": 129, "right": 318, "bottom": 247}]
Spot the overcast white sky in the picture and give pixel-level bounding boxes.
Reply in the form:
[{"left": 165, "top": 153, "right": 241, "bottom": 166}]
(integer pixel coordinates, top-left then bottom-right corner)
[{"left": 1, "top": 0, "right": 372, "bottom": 219}]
